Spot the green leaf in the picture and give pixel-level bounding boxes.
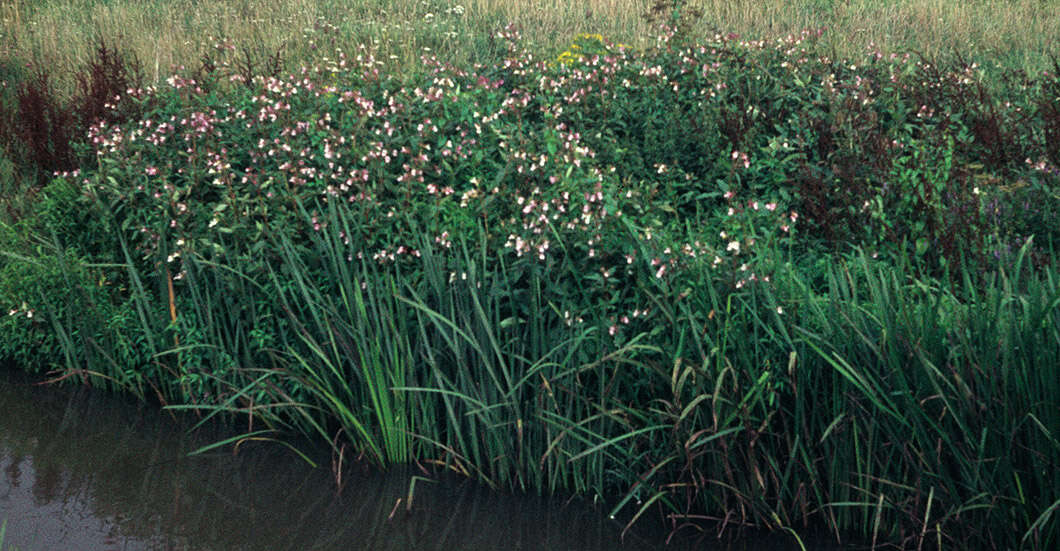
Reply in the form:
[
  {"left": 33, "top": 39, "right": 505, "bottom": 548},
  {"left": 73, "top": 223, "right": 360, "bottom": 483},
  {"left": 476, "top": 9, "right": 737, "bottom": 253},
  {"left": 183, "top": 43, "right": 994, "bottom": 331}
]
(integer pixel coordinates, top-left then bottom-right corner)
[{"left": 915, "top": 237, "right": 928, "bottom": 257}]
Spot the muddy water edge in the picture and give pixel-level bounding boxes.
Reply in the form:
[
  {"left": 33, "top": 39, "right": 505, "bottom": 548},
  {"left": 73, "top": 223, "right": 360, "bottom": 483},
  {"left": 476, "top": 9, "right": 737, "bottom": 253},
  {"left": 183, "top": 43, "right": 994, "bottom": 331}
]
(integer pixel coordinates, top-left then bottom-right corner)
[{"left": 0, "top": 368, "right": 843, "bottom": 550}]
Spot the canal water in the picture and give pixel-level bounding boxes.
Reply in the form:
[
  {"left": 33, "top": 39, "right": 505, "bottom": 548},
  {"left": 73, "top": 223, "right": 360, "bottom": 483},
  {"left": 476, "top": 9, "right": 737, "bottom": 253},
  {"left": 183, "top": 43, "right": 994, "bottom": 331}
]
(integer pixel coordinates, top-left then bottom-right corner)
[{"left": 0, "top": 370, "right": 836, "bottom": 550}]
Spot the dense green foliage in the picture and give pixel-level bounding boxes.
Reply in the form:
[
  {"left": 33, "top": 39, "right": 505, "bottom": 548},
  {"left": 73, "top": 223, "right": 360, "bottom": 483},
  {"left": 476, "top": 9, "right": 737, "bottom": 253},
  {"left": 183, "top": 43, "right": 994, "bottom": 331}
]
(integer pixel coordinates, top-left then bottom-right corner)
[{"left": 1, "top": 23, "right": 1059, "bottom": 549}]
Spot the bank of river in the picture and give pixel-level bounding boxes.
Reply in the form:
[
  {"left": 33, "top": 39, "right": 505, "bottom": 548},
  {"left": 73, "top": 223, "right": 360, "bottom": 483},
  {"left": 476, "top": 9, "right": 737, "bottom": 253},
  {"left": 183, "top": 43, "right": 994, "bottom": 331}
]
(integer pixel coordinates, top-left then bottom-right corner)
[{"left": 0, "top": 370, "right": 841, "bottom": 550}]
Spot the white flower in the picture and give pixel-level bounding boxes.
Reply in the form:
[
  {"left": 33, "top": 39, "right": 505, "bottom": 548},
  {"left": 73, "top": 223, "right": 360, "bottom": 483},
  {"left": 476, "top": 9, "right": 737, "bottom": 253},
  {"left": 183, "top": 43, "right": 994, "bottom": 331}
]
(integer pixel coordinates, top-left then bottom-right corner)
[{"left": 726, "top": 241, "right": 740, "bottom": 253}]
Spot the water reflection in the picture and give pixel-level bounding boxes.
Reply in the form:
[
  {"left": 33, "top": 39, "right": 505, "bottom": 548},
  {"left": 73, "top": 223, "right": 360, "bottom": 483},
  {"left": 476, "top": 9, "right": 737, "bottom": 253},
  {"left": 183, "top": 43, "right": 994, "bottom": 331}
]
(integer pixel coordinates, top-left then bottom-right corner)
[{"left": 0, "top": 371, "right": 823, "bottom": 550}]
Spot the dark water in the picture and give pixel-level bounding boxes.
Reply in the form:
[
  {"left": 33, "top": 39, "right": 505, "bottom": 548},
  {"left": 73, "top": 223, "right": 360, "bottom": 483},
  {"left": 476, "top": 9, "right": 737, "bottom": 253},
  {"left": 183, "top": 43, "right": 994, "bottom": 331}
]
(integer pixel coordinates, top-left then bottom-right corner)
[{"left": 0, "top": 371, "right": 835, "bottom": 551}]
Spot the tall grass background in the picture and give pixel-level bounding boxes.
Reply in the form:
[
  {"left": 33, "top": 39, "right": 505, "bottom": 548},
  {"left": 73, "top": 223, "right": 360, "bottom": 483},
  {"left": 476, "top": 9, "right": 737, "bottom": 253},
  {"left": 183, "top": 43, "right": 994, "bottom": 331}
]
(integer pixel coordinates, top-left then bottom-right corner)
[{"left": 2, "top": 0, "right": 1059, "bottom": 93}]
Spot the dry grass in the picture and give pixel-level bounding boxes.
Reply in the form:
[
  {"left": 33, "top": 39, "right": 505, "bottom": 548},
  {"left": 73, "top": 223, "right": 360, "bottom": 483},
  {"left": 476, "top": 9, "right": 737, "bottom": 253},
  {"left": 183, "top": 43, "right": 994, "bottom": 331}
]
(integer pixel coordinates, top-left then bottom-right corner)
[
  {"left": 696, "top": 0, "right": 1060, "bottom": 70},
  {"left": 0, "top": 0, "right": 655, "bottom": 94},
  {"left": 1, "top": 0, "right": 1058, "bottom": 94}
]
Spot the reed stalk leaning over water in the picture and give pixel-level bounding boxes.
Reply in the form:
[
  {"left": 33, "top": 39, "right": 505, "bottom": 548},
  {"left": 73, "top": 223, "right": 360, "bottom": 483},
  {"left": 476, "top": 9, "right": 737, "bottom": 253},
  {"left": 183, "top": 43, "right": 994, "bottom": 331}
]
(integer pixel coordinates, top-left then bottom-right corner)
[
  {"left": 0, "top": 518, "right": 19, "bottom": 551},
  {"left": 128, "top": 196, "right": 1060, "bottom": 547},
  {"left": 11, "top": 178, "right": 1060, "bottom": 547}
]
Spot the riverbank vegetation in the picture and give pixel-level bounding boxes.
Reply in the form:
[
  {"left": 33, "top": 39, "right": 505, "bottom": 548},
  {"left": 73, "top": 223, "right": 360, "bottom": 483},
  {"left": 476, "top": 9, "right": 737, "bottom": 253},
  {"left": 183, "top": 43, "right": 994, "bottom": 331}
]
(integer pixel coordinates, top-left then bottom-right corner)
[{"left": 1, "top": 0, "right": 1058, "bottom": 549}]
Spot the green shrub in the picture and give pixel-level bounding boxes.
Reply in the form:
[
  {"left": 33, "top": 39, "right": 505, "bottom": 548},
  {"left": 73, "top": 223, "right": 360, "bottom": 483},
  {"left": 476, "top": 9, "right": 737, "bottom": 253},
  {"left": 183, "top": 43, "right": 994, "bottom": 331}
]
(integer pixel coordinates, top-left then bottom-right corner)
[{"left": 0, "top": 234, "right": 151, "bottom": 387}]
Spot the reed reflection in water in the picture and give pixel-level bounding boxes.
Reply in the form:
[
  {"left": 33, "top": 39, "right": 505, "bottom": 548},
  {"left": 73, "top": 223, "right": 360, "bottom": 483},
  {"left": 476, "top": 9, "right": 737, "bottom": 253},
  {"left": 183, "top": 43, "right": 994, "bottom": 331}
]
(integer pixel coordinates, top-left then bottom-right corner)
[{"left": 1, "top": 371, "right": 819, "bottom": 551}]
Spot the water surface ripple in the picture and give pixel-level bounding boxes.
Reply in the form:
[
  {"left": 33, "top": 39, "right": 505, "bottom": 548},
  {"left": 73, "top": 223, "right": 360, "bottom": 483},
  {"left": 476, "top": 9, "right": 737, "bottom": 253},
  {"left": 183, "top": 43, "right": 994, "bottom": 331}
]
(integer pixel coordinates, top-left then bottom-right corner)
[{"left": 0, "top": 371, "right": 823, "bottom": 550}]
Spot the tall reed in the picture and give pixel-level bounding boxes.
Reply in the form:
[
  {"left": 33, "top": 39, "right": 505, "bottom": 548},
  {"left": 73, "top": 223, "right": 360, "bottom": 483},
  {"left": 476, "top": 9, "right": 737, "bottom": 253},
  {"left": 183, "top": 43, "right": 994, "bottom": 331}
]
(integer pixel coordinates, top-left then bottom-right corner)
[
  {"left": 636, "top": 244, "right": 1060, "bottom": 547},
  {"left": 264, "top": 200, "right": 416, "bottom": 465}
]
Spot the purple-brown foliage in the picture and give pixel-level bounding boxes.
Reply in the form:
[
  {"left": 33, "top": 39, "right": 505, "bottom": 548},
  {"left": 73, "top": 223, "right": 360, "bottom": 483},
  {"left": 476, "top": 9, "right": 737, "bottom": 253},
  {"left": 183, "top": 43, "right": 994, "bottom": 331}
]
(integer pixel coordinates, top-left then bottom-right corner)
[
  {"left": 0, "top": 36, "right": 141, "bottom": 197},
  {"left": 1039, "top": 56, "right": 1060, "bottom": 166},
  {"left": 75, "top": 37, "right": 143, "bottom": 131},
  {"left": 12, "top": 67, "right": 77, "bottom": 174}
]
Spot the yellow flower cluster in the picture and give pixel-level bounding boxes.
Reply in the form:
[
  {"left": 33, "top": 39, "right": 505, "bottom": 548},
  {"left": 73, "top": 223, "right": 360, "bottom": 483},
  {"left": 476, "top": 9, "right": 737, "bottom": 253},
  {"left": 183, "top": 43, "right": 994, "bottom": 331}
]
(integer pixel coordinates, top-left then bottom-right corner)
[{"left": 553, "top": 33, "right": 630, "bottom": 67}]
